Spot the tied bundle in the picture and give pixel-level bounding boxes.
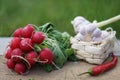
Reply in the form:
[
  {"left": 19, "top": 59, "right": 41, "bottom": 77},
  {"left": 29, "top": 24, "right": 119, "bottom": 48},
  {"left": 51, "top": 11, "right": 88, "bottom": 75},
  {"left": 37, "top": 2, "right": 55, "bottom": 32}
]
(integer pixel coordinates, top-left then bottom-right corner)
[{"left": 4, "top": 23, "right": 77, "bottom": 75}]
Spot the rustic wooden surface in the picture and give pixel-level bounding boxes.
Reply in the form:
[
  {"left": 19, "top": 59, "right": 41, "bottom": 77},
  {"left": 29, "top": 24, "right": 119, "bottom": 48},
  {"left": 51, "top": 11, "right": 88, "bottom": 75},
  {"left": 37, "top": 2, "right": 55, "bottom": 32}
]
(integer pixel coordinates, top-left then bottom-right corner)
[{"left": 0, "top": 55, "right": 120, "bottom": 80}]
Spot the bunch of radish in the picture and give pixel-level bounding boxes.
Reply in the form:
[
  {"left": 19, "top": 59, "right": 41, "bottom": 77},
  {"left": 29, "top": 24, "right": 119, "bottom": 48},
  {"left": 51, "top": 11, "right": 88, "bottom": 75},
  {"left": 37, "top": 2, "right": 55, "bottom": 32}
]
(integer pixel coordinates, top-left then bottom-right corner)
[{"left": 4, "top": 24, "right": 54, "bottom": 75}]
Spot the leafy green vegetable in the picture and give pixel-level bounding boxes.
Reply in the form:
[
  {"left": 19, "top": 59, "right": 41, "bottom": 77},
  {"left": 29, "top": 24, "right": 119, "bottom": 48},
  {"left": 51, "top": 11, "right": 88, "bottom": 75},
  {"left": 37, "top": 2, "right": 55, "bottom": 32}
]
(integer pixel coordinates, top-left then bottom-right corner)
[
  {"left": 42, "top": 38, "right": 67, "bottom": 68},
  {"left": 42, "top": 64, "right": 53, "bottom": 72},
  {"left": 38, "top": 23, "right": 77, "bottom": 71}
]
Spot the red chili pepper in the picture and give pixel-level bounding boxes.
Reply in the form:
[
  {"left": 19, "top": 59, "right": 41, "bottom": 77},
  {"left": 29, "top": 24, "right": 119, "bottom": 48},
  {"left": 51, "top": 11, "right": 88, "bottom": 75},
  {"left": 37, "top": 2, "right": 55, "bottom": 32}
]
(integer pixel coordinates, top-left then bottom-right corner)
[{"left": 78, "top": 53, "right": 118, "bottom": 76}]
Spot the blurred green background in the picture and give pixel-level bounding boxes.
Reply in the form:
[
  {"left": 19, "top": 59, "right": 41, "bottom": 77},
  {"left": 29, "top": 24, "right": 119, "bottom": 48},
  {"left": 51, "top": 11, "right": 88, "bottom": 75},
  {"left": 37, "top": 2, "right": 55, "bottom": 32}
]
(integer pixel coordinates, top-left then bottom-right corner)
[{"left": 0, "top": 0, "right": 120, "bottom": 38}]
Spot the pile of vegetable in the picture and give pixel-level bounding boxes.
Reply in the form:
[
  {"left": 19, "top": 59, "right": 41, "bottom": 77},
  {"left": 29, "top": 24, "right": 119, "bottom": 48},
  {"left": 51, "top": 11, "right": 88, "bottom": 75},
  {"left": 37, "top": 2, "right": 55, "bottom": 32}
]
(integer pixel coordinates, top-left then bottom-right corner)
[
  {"left": 70, "top": 15, "right": 119, "bottom": 64},
  {"left": 4, "top": 23, "right": 76, "bottom": 75},
  {"left": 71, "top": 15, "right": 119, "bottom": 76},
  {"left": 71, "top": 16, "right": 110, "bottom": 42},
  {"left": 71, "top": 15, "right": 120, "bottom": 43}
]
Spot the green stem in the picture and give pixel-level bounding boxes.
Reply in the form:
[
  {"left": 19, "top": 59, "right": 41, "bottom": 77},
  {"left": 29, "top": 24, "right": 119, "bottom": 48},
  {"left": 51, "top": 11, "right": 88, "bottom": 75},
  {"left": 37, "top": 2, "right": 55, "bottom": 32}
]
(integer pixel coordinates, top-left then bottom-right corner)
[
  {"left": 32, "top": 24, "right": 39, "bottom": 31},
  {"left": 77, "top": 72, "right": 90, "bottom": 76},
  {"left": 35, "top": 44, "right": 42, "bottom": 51},
  {"left": 96, "top": 15, "right": 120, "bottom": 27}
]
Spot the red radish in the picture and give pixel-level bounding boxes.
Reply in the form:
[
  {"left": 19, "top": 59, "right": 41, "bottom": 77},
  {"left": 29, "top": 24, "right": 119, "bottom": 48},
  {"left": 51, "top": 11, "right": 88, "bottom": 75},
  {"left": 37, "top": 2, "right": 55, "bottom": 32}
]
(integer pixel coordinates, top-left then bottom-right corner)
[
  {"left": 39, "top": 48, "right": 54, "bottom": 64},
  {"left": 21, "top": 24, "right": 34, "bottom": 38},
  {"left": 10, "top": 37, "right": 21, "bottom": 50},
  {"left": 14, "top": 63, "right": 26, "bottom": 74},
  {"left": 13, "top": 28, "right": 23, "bottom": 37},
  {"left": 11, "top": 48, "right": 23, "bottom": 56},
  {"left": 5, "top": 48, "right": 12, "bottom": 59},
  {"left": 11, "top": 48, "right": 23, "bottom": 62},
  {"left": 26, "top": 51, "right": 38, "bottom": 66},
  {"left": 20, "top": 38, "right": 34, "bottom": 51},
  {"left": 31, "top": 31, "right": 45, "bottom": 44},
  {"left": 12, "top": 55, "right": 32, "bottom": 69},
  {"left": 6, "top": 59, "right": 16, "bottom": 69}
]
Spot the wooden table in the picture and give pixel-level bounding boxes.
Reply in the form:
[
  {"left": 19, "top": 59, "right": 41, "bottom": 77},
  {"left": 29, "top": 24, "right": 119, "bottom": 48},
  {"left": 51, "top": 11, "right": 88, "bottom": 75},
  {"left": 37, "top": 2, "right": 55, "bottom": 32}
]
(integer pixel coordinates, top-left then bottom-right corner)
[{"left": 0, "top": 56, "right": 120, "bottom": 80}]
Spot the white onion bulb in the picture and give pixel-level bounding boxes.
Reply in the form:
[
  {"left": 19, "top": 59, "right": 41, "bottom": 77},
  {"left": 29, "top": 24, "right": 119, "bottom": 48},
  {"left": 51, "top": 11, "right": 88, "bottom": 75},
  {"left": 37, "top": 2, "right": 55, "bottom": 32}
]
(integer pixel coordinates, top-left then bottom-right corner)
[
  {"left": 71, "top": 19, "right": 82, "bottom": 28},
  {"left": 85, "top": 23, "right": 97, "bottom": 34},
  {"left": 74, "top": 16, "right": 85, "bottom": 20},
  {"left": 74, "top": 33, "right": 84, "bottom": 41},
  {"left": 71, "top": 16, "right": 90, "bottom": 27},
  {"left": 92, "top": 28, "right": 102, "bottom": 37},
  {"left": 92, "top": 36, "right": 102, "bottom": 42},
  {"left": 78, "top": 25, "right": 86, "bottom": 35},
  {"left": 101, "top": 31, "right": 109, "bottom": 39}
]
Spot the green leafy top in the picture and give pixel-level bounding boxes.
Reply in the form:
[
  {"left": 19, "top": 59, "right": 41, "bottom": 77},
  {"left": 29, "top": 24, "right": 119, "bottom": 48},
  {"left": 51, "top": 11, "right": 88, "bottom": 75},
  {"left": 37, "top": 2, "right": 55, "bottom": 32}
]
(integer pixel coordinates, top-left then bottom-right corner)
[{"left": 37, "top": 23, "right": 77, "bottom": 72}]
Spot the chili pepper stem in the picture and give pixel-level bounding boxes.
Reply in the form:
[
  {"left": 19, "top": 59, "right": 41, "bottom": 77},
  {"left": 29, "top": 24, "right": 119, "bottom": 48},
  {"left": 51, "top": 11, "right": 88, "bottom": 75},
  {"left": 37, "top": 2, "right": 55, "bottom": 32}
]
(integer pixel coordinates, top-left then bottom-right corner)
[
  {"left": 77, "top": 72, "right": 90, "bottom": 76},
  {"left": 78, "top": 69, "right": 93, "bottom": 76}
]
